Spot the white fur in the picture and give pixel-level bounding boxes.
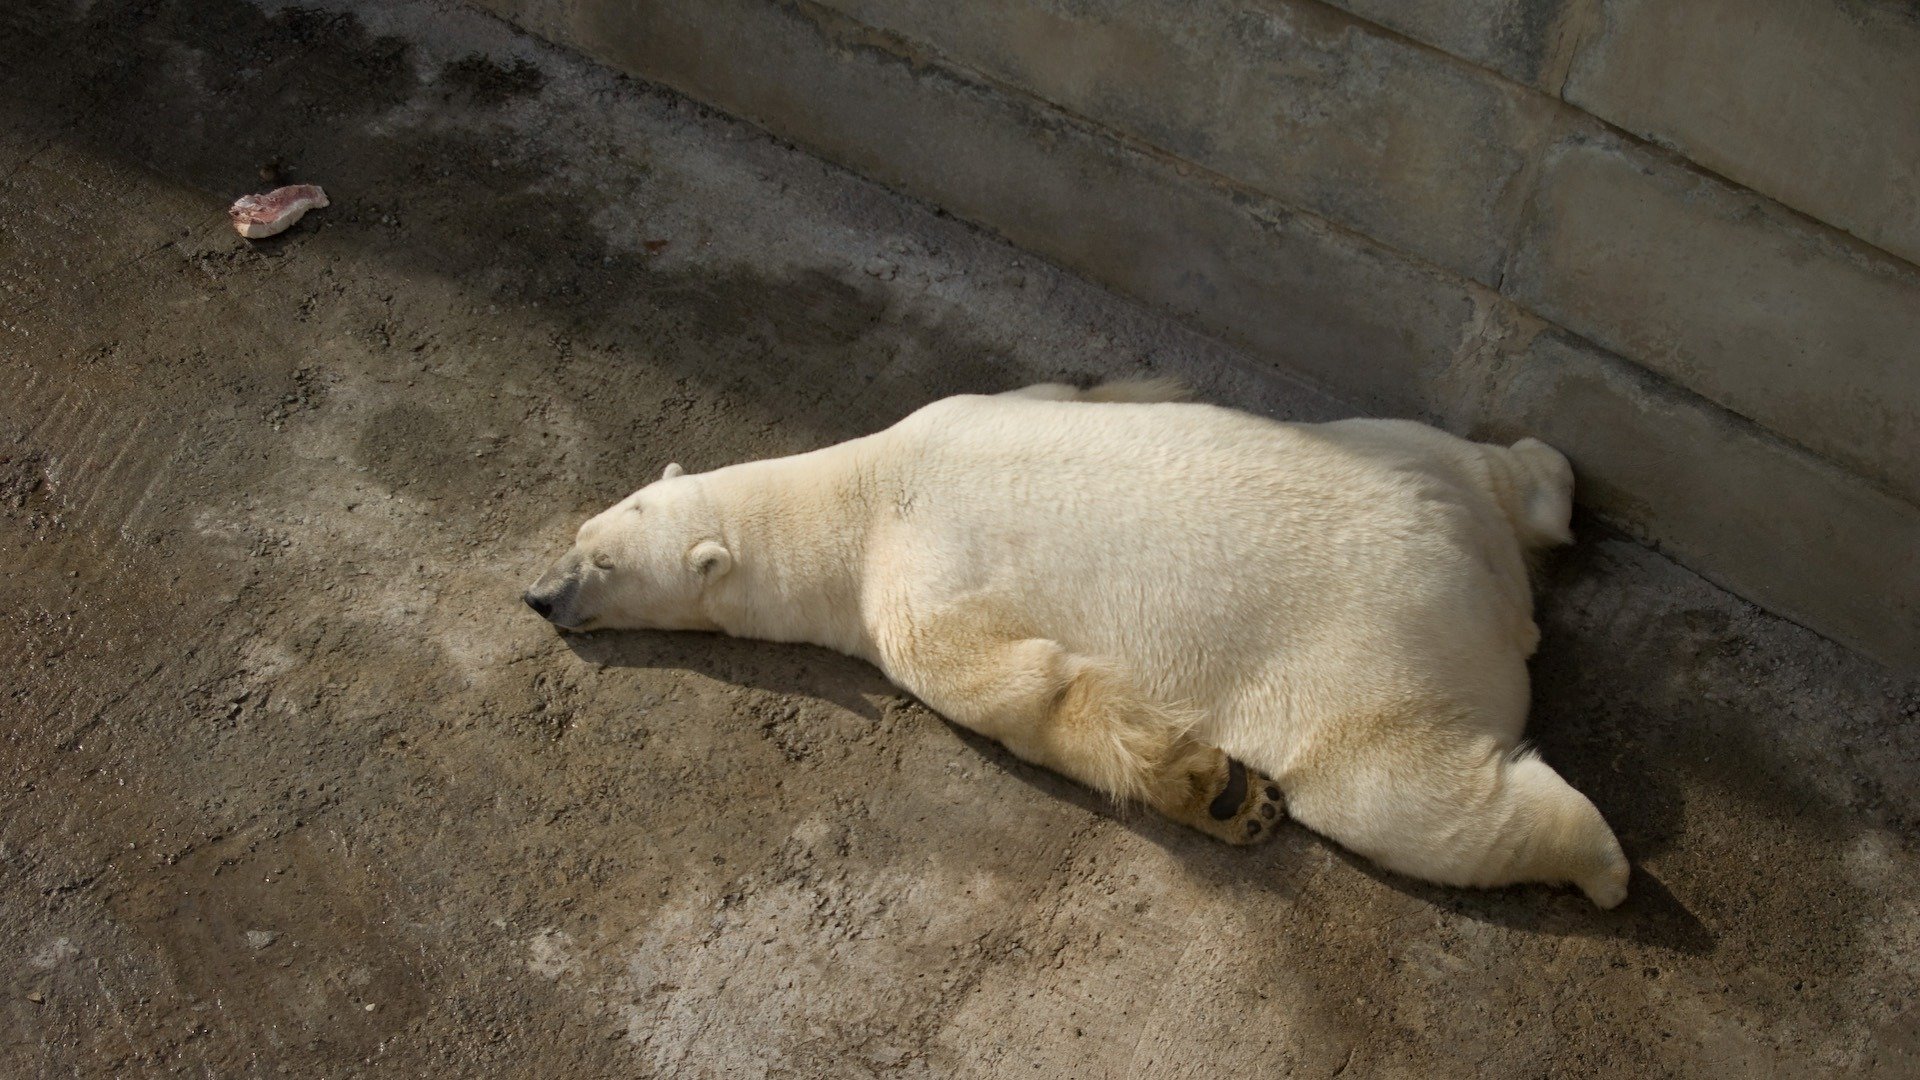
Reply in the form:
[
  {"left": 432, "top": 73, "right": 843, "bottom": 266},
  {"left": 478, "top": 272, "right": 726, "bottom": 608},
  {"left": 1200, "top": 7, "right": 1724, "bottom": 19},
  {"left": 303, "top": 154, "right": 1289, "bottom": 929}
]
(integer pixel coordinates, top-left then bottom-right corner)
[{"left": 535, "top": 382, "right": 1629, "bottom": 907}]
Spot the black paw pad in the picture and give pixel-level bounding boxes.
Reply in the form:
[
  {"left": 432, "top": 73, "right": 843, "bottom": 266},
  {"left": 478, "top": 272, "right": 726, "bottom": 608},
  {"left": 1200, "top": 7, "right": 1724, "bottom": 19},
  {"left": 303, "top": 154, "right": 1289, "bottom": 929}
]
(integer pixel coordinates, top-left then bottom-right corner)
[
  {"left": 1245, "top": 820, "right": 1262, "bottom": 836},
  {"left": 1265, "top": 786, "right": 1281, "bottom": 801},
  {"left": 1259, "top": 803, "right": 1278, "bottom": 820},
  {"left": 1209, "top": 759, "right": 1249, "bottom": 821}
]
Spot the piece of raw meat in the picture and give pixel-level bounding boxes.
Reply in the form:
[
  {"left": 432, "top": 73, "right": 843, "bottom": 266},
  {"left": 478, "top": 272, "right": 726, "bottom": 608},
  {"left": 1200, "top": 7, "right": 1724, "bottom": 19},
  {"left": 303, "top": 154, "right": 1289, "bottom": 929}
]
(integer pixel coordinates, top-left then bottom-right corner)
[{"left": 228, "top": 184, "right": 329, "bottom": 239}]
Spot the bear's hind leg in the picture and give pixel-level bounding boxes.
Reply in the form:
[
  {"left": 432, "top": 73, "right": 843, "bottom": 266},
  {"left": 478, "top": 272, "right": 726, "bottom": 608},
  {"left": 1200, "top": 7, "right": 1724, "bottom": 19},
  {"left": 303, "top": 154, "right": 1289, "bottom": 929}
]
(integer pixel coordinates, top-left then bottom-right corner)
[
  {"left": 876, "top": 612, "right": 1283, "bottom": 844},
  {"left": 1502, "top": 437, "right": 1575, "bottom": 550},
  {"left": 1285, "top": 722, "right": 1629, "bottom": 907}
]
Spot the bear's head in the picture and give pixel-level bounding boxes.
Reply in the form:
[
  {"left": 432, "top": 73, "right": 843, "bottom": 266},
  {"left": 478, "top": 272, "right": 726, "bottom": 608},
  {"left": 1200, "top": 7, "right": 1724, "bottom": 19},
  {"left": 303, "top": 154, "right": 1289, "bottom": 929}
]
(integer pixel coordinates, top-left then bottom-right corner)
[{"left": 522, "top": 462, "right": 732, "bottom": 632}]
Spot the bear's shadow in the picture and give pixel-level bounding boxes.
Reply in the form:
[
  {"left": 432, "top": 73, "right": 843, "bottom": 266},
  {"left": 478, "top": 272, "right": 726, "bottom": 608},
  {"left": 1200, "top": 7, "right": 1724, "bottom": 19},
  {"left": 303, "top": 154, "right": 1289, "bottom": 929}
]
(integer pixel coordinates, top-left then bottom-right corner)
[
  {"left": 560, "top": 627, "right": 1714, "bottom": 957},
  {"left": 948, "top": 725, "right": 1713, "bottom": 956},
  {"left": 564, "top": 625, "right": 889, "bottom": 722}
]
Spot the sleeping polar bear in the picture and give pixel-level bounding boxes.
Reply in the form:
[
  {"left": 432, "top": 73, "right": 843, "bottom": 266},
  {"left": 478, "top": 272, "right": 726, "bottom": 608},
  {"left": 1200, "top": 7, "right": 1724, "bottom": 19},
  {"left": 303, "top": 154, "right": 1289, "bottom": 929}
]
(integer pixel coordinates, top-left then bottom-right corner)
[{"left": 524, "top": 380, "right": 1630, "bottom": 908}]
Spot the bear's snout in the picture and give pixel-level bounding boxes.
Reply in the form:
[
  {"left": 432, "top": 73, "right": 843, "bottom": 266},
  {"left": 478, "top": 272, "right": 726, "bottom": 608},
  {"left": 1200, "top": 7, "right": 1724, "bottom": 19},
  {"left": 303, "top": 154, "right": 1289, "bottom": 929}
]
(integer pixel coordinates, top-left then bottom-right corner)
[{"left": 523, "top": 562, "right": 582, "bottom": 628}]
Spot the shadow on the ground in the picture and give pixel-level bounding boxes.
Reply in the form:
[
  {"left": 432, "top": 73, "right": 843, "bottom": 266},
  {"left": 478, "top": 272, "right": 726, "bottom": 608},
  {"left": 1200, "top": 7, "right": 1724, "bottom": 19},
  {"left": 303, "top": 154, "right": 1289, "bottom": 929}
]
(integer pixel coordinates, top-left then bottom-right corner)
[
  {"left": 966, "top": 720, "right": 1718, "bottom": 954},
  {"left": 562, "top": 625, "right": 890, "bottom": 723},
  {"left": 561, "top": 618, "right": 1719, "bottom": 955},
  {"left": 1324, "top": 844, "right": 1716, "bottom": 954}
]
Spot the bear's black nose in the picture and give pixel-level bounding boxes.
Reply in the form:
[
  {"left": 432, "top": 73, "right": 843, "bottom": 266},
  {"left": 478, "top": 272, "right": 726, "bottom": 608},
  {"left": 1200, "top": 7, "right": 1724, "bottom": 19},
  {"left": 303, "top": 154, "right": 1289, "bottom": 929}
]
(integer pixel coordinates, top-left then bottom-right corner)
[{"left": 523, "top": 591, "right": 554, "bottom": 619}]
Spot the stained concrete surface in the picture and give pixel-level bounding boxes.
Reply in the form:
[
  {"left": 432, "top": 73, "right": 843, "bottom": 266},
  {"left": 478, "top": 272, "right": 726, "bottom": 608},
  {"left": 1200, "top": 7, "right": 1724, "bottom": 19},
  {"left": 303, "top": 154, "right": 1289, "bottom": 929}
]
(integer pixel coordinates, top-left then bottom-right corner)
[{"left": 1, "top": 1, "right": 1916, "bottom": 1076}]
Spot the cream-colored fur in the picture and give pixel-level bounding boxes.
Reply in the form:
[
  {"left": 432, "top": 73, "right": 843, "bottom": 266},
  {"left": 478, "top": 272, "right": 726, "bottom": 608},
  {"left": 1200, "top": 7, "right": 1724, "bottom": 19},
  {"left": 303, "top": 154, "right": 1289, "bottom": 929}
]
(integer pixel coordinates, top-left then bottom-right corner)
[{"left": 525, "top": 381, "right": 1630, "bottom": 907}]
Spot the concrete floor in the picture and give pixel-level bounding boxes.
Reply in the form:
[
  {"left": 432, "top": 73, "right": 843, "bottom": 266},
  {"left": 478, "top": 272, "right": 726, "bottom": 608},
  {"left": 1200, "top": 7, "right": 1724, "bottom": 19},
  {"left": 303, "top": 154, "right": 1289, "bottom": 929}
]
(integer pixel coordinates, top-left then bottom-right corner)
[{"left": 1, "top": 1, "right": 1915, "bottom": 1076}]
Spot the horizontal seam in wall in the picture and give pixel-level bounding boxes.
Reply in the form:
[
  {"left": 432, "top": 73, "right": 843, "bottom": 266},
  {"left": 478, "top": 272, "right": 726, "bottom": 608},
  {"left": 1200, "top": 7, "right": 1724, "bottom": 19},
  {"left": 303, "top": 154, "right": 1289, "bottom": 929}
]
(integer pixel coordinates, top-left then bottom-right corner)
[
  {"left": 1549, "top": 327, "right": 1920, "bottom": 520},
  {"left": 772, "top": 0, "right": 1496, "bottom": 286},
  {"left": 798, "top": 0, "right": 1920, "bottom": 283},
  {"left": 772, "top": 0, "right": 1920, "bottom": 512},
  {"left": 1566, "top": 111, "right": 1920, "bottom": 280},
  {"left": 1287, "top": 0, "right": 1920, "bottom": 276}
]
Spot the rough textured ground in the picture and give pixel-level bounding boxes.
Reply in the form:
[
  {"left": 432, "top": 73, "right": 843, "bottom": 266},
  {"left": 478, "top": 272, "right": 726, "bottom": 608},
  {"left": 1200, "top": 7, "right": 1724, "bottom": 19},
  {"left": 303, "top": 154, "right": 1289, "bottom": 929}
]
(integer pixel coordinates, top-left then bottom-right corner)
[{"left": 1, "top": 1, "right": 1915, "bottom": 1076}]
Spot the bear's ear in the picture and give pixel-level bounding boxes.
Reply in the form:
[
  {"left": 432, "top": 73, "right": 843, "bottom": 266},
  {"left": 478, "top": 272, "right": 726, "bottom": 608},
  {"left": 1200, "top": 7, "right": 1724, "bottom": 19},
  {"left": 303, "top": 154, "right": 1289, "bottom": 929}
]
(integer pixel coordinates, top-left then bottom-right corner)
[
  {"left": 689, "top": 540, "right": 732, "bottom": 578},
  {"left": 661, "top": 462, "right": 685, "bottom": 480}
]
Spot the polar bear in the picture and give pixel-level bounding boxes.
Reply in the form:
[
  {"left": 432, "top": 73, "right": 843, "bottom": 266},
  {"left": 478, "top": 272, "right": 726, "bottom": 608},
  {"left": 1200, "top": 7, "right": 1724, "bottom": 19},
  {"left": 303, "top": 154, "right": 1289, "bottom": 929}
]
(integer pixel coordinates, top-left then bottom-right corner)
[{"left": 524, "top": 380, "right": 1630, "bottom": 907}]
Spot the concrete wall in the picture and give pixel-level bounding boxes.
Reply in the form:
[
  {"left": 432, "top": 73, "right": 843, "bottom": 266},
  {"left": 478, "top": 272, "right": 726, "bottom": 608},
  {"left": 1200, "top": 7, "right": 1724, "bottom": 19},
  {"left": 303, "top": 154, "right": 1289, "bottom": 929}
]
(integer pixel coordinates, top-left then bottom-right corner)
[{"left": 472, "top": 0, "right": 1920, "bottom": 670}]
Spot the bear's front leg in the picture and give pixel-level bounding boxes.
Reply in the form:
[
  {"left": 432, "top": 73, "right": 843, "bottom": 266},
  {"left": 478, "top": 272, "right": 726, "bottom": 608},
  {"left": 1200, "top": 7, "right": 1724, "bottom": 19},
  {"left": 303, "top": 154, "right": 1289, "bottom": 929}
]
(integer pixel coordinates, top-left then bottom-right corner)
[{"left": 874, "top": 606, "right": 1285, "bottom": 844}]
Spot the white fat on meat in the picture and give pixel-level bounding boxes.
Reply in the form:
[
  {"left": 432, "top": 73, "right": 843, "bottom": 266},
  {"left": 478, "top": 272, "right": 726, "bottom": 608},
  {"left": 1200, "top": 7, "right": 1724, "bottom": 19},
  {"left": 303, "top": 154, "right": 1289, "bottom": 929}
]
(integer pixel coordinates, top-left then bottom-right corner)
[{"left": 229, "top": 184, "right": 329, "bottom": 239}]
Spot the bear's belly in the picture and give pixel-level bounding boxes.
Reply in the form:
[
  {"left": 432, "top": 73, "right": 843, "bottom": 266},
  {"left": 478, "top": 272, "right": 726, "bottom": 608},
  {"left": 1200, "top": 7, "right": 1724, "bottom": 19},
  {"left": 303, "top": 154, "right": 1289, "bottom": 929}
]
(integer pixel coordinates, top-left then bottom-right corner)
[{"left": 884, "top": 470, "right": 1530, "bottom": 767}]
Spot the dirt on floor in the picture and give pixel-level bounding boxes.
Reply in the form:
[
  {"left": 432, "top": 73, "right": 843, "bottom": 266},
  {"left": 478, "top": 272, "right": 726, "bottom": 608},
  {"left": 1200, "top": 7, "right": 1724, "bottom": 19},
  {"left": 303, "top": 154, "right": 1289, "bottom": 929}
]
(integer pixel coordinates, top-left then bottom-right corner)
[{"left": 0, "top": 1, "right": 1915, "bottom": 1077}]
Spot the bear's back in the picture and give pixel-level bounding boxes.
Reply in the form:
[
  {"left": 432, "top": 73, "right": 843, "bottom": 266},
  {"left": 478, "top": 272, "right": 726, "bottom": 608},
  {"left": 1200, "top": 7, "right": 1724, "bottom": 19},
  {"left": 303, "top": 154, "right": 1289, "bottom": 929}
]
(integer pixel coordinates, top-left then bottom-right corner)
[{"left": 871, "top": 395, "right": 1530, "bottom": 726}]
